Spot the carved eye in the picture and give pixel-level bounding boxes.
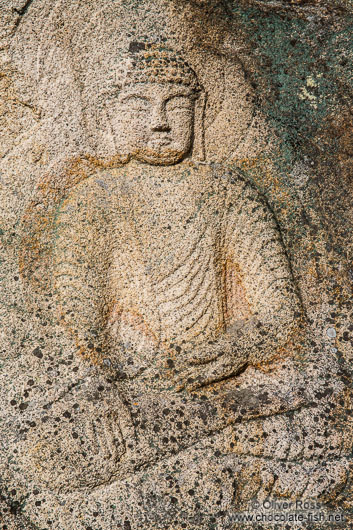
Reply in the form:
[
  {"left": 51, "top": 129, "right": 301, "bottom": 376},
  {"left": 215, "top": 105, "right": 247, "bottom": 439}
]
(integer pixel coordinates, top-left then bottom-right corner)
[
  {"left": 120, "top": 95, "right": 151, "bottom": 111},
  {"left": 166, "top": 96, "right": 193, "bottom": 113}
]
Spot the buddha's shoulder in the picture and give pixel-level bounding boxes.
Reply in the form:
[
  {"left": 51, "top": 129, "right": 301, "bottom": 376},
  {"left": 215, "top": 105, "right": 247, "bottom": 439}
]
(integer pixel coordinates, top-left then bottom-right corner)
[
  {"left": 57, "top": 172, "right": 119, "bottom": 228},
  {"left": 60, "top": 168, "right": 122, "bottom": 209},
  {"left": 62, "top": 161, "right": 263, "bottom": 201},
  {"left": 194, "top": 162, "right": 265, "bottom": 200}
]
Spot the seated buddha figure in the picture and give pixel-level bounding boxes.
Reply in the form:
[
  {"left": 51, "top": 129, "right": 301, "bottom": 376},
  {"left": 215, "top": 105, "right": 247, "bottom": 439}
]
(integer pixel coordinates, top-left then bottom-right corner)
[{"left": 53, "top": 45, "right": 301, "bottom": 397}]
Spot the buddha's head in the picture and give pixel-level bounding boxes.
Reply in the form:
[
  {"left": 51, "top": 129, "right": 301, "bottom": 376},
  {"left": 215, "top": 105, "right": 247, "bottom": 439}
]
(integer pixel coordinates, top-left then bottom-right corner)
[{"left": 105, "top": 45, "right": 204, "bottom": 166}]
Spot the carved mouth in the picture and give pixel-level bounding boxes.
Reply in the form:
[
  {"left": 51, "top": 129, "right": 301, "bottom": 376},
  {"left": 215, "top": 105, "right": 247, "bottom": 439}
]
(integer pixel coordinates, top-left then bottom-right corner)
[{"left": 148, "top": 137, "right": 172, "bottom": 148}]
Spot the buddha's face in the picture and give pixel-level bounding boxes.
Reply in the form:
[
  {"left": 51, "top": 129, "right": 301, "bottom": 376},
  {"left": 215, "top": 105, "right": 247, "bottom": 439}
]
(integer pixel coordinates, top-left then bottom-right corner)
[{"left": 109, "top": 83, "right": 196, "bottom": 165}]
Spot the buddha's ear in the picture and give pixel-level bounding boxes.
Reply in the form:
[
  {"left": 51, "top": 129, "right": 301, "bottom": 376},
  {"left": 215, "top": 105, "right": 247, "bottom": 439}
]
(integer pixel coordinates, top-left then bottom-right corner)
[{"left": 192, "top": 89, "right": 207, "bottom": 162}]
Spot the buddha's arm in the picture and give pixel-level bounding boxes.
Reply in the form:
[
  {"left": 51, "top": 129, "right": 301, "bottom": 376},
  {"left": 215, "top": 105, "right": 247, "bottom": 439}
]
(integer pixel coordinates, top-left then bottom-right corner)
[
  {"left": 52, "top": 181, "right": 112, "bottom": 363},
  {"left": 222, "top": 175, "right": 302, "bottom": 360},
  {"left": 174, "top": 174, "right": 302, "bottom": 391}
]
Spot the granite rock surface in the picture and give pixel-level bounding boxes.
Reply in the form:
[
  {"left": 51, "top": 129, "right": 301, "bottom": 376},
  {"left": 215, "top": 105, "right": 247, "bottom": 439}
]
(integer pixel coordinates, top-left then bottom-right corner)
[{"left": 0, "top": 1, "right": 352, "bottom": 529}]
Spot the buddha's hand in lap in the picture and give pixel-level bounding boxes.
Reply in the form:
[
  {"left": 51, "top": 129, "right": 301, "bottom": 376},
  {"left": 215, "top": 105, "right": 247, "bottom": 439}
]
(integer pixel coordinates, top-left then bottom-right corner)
[{"left": 169, "top": 336, "right": 248, "bottom": 392}]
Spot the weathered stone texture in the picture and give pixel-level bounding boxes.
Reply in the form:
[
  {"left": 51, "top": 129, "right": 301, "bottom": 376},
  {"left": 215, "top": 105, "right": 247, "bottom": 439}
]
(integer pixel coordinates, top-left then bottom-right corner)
[{"left": 0, "top": 1, "right": 352, "bottom": 529}]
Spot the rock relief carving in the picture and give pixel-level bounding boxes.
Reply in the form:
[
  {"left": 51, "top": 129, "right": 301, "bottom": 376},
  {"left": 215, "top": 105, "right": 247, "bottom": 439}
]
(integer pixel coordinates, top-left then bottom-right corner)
[
  {"left": 20, "top": 44, "right": 304, "bottom": 491},
  {"left": 53, "top": 46, "right": 301, "bottom": 382}
]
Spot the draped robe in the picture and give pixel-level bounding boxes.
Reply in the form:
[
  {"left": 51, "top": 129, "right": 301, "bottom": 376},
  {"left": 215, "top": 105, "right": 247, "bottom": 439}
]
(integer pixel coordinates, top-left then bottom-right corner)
[{"left": 53, "top": 160, "right": 301, "bottom": 388}]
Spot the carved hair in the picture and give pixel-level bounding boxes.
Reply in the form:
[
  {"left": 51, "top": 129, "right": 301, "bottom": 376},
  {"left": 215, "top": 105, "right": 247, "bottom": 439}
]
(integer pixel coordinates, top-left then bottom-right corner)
[{"left": 114, "top": 43, "right": 202, "bottom": 93}]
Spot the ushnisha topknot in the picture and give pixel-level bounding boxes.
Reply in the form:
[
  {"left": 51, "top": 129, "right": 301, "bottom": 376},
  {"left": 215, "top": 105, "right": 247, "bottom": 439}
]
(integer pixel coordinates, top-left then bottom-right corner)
[{"left": 114, "top": 43, "right": 201, "bottom": 92}]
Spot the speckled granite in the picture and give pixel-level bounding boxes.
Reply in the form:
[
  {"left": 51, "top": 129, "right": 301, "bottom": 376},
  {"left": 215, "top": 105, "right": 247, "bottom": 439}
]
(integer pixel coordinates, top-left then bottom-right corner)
[{"left": 0, "top": 1, "right": 352, "bottom": 529}]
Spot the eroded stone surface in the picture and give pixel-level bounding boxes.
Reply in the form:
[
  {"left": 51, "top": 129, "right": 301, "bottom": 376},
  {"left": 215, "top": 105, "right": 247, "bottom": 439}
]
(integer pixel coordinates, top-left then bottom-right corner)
[{"left": 0, "top": 1, "right": 352, "bottom": 529}]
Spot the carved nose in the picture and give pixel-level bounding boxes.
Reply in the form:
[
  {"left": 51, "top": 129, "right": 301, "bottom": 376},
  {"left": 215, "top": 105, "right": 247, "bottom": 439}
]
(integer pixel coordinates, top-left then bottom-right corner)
[
  {"left": 152, "top": 122, "right": 170, "bottom": 132},
  {"left": 150, "top": 108, "right": 171, "bottom": 132}
]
